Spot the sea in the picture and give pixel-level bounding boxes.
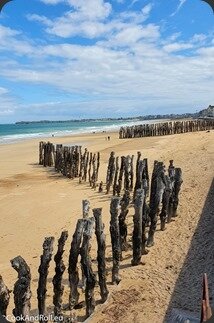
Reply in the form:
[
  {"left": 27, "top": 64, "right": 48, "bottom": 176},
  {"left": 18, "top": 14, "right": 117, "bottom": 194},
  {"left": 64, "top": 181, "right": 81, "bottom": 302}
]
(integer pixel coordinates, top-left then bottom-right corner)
[{"left": 0, "top": 119, "right": 155, "bottom": 144}]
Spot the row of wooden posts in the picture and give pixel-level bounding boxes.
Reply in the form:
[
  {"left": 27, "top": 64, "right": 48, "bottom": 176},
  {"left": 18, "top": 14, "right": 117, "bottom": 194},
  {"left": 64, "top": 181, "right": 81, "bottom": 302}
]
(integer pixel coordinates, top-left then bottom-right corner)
[
  {"left": 0, "top": 153, "right": 183, "bottom": 322},
  {"left": 39, "top": 142, "right": 100, "bottom": 188},
  {"left": 38, "top": 142, "right": 183, "bottom": 247},
  {"left": 119, "top": 119, "right": 214, "bottom": 139},
  {"left": 105, "top": 153, "right": 183, "bottom": 247}
]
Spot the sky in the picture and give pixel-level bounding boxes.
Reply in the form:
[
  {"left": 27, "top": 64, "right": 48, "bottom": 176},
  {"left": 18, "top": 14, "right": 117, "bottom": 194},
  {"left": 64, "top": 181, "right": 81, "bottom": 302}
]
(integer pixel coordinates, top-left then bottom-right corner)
[{"left": 0, "top": 0, "right": 213, "bottom": 123}]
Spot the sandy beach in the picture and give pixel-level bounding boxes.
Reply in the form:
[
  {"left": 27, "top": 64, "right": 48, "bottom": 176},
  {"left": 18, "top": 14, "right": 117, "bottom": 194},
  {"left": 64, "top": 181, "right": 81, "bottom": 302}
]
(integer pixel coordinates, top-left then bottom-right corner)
[{"left": 0, "top": 130, "right": 213, "bottom": 322}]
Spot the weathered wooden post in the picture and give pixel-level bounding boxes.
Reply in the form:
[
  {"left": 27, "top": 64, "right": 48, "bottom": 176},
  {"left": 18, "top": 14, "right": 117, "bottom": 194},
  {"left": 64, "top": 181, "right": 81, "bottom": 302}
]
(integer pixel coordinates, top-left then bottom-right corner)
[
  {"left": 117, "top": 156, "right": 125, "bottom": 196},
  {"left": 124, "top": 155, "right": 132, "bottom": 191},
  {"left": 79, "top": 154, "right": 84, "bottom": 183},
  {"left": 131, "top": 189, "right": 144, "bottom": 266},
  {"left": 93, "top": 208, "right": 109, "bottom": 303},
  {"left": 0, "top": 275, "right": 10, "bottom": 316},
  {"left": 113, "top": 156, "right": 119, "bottom": 196},
  {"left": 81, "top": 200, "right": 90, "bottom": 291},
  {"left": 98, "top": 181, "right": 103, "bottom": 193},
  {"left": 172, "top": 168, "right": 183, "bottom": 217},
  {"left": 96, "top": 152, "right": 100, "bottom": 182},
  {"left": 68, "top": 219, "right": 85, "bottom": 309},
  {"left": 82, "top": 200, "right": 90, "bottom": 219},
  {"left": 39, "top": 142, "right": 44, "bottom": 165},
  {"left": 11, "top": 256, "right": 31, "bottom": 321},
  {"left": 80, "top": 218, "right": 96, "bottom": 318},
  {"left": 110, "top": 197, "right": 121, "bottom": 284},
  {"left": 147, "top": 162, "right": 166, "bottom": 247},
  {"left": 159, "top": 176, "right": 172, "bottom": 231},
  {"left": 37, "top": 237, "right": 54, "bottom": 322},
  {"left": 91, "top": 154, "right": 97, "bottom": 188},
  {"left": 53, "top": 231, "right": 68, "bottom": 317},
  {"left": 130, "top": 155, "right": 134, "bottom": 191},
  {"left": 133, "top": 160, "right": 144, "bottom": 201},
  {"left": 119, "top": 190, "right": 130, "bottom": 253},
  {"left": 83, "top": 151, "right": 89, "bottom": 182},
  {"left": 106, "top": 152, "right": 116, "bottom": 194},
  {"left": 88, "top": 152, "right": 92, "bottom": 185}
]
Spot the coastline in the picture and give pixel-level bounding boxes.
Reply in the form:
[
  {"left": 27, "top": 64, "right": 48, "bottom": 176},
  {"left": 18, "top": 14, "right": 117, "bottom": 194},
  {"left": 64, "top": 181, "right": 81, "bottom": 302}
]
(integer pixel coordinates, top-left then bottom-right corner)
[{"left": 0, "top": 118, "right": 171, "bottom": 145}]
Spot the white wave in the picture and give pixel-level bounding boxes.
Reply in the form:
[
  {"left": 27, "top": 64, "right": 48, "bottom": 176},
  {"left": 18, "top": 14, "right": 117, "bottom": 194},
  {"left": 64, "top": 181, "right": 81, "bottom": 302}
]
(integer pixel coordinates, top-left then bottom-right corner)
[{"left": 0, "top": 119, "right": 156, "bottom": 144}]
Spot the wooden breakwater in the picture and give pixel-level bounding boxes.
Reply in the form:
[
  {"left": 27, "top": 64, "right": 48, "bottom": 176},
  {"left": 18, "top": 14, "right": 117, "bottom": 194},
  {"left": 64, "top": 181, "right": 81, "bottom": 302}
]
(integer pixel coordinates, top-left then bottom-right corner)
[
  {"left": 39, "top": 142, "right": 100, "bottom": 188},
  {"left": 105, "top": 152, "right": 183, "bottom": 246},
  {"left": 119, "top": 119, "right": 214, "bottom": 139},
  {"left": 1, "top": 154, "right": 184, "bottom": 321}
]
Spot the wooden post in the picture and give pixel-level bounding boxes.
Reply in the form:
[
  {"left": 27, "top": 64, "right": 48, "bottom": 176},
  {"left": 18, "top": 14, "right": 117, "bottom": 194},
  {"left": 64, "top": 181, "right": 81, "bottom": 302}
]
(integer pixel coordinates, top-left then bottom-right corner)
[
  {"left": 132, "top": 189, "right": 144, "bottom": 266},
  {"left": 37, "top": 237, "right": 54, "bottom": 322},
  {"left": 68, "top": 219, "right": 85, "bottom": 309},
  {"left": 80, "top": 218, "right": 96, "bottom": 318},
  {"left": 81, "top": 199, "right": 90, "bottom": 291},
  {"left": 91, "top": 154, "right": 97, "bottom": 188},
  {"left": 0, "top": 275, "right": 10, "bottom": 316},
  {"left": 82, "top": 200, "right": 90, "bottom": 219},
  {"left": 83, "top": 150, "right": 89, "bottom": 182},
  {"left": 147, "top": 162, "right": 166, "bottom": 247},
  {"left": 11, "top": 256, "right": 31, "bottom": 321},
  {"left": 130, "top": 155, "right": 134, "bottom": 191},
  {"left": 53, "top": 231, "right": 68, "bottom": 317},
  {"left": 98, "top": 181, "right": 103, "bottom": 193},
  {"left": 79, "top": 154, "right": 84, "bottom": 183},
  {"left": 39, "top": 142, "right": 44, "bottom": 165},
  {"left": 133, "top": 160, "right": 144, "bottom": 201},
  {"left": 119, "top": 190, "right": 130, "bottom": 253},
  {"left": 124, "top": 155, "right": 131, "bottom": 191},
  {"left": 160, "top": 175, "right": 172, "bottom": 231},
  {"left": 117, "top": 156, "right": 125, "bottom": 196},
  {"left": 110, "top": 197, "right": 121, "bottom": 284},
  {"left": 88, "top": 152, "right": 92, "bottom": 185},
  {"left": 106, "top": 152, "right": 115, "bottom": 194},
  {"left": 93, "top": 208, "right": 109, "bottom": 303},
  {"left": 113, "top": 156, "right": 119, "bottom": 196},
  {"left": 96, "top": 152, "right": 100, "bottom": 182},
  {"left": 172, "top": 168, "right": 183, "bottom": 217}
]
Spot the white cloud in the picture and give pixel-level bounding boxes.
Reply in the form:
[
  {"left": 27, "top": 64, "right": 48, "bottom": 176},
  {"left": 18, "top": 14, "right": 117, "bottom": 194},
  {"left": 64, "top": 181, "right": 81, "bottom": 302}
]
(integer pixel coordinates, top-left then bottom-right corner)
[
  {"left": 171, "top": 0, "right": 187, "bottom": 16},
  {"left": 35, "top": 1, "right": 113, "bottom": 38},
  {"left": 67, "top": 0, "right": 112, "bottom": 20},
  {"left": 142, "top": 3, "right": 153, "bottom": 16},
  {"left": 163, "top": 42, "right": 193, "bottom": 53},
  {"left": 0, "top": 87, "right": 16, "bottom": 117},
  {"left": 0, "top": 25, "right": 20, "bottom": 38},
  {"left": 29, "top": 2, "right": 153, "bottom": 40},
  {"left": 40, "top": 0, "right": 64, "bottom": 4},
  {"left": 27, "top": 14, "right": 52, "bottom": 26}
]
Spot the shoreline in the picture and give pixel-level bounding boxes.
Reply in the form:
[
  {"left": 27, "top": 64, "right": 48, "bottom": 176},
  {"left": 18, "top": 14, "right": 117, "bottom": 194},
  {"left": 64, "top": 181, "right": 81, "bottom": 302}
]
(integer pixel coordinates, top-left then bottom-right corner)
[{"left": 0, "top": 118, "right": 173, "bottom": 145}]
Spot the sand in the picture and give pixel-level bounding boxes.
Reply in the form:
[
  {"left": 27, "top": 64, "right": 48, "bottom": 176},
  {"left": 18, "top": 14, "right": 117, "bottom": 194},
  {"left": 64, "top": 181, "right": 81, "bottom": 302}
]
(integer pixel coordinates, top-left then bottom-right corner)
[{"left": 0, "top": 130, "right": 213, "bottom": 322}]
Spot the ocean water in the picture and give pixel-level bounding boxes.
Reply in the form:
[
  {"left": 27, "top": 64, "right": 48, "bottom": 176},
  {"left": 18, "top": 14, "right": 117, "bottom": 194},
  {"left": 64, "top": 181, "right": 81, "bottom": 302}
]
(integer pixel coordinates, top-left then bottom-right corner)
[{"left": 0, "top": 119, "right": 153, "bottom": 144}]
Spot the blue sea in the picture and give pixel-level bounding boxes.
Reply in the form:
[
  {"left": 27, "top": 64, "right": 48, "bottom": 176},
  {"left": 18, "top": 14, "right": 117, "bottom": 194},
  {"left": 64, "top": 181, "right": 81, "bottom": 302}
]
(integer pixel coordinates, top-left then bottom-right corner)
[{"left": 0, "top": 119, "right": 153, "bottom": 144}]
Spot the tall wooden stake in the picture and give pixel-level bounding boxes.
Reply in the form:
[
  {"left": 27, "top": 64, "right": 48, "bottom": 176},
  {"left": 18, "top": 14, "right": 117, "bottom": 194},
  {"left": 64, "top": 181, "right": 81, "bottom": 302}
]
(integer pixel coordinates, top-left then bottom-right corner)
[
  {"left": 53, "top": 231, "right": 68, "bottom": 317},
  {"left": 93, "top": 208, "right": 109, "bottom": 303},
  {"left": 80, "top": 218, "right": 96, "bottom": 318},
  {"left": 132, "top": 189, "right": 144, "bottom": 266},
  {"left": 110, "top": 197, "right": 121, "bottom": 284},
  {"left": 68, "top": 219, "right": 85, "bottom": 309},
  {"left": 11, "top": 256, "right": 32, "bottom": 321},
  {"left": 37, "top": 237, "right": 54, "bottom": 322}
]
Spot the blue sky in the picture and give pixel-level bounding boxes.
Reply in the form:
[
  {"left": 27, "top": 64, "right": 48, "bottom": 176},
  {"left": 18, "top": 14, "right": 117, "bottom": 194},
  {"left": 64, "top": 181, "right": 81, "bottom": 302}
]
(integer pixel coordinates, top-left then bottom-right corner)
[{"left": 0, "top": 0, "right": 213, "bottom": 123}]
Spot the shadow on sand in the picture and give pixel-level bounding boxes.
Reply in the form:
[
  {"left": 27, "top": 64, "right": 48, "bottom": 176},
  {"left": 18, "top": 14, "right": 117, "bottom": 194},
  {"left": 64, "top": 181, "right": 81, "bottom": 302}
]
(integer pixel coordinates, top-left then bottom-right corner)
[{"left": 164, "top": 178, "right": 214, "bottom": 322}]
